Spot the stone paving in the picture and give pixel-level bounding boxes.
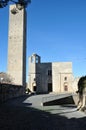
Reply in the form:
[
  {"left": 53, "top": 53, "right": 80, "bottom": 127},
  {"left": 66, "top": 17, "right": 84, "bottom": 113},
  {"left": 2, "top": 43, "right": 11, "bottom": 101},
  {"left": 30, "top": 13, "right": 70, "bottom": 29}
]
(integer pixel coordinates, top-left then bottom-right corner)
[{"left": 0, "top": 95, "right": 86, "bottom": 130}]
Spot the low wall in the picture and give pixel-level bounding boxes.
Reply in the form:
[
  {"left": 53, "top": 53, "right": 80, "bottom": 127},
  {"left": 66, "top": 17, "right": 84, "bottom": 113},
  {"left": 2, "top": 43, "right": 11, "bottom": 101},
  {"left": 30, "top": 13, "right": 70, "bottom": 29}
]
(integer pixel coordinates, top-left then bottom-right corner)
[{"left": 0, "top": 83, "right": 25, "bottom": 103}]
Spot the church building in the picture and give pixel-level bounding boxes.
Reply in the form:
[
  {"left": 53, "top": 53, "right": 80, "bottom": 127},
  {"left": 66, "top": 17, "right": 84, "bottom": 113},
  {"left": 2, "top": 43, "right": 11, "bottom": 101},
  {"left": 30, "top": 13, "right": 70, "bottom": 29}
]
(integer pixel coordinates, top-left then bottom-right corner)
[{"left": 28, "top": 54, "right": 73, "bottom": 94}]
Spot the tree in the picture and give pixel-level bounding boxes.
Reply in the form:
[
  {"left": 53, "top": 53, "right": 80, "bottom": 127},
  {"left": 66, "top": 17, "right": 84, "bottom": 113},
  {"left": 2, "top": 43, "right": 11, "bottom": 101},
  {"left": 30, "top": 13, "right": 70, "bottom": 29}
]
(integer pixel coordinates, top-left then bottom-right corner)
[
  {"left": 0, "top": 72, "right": 13, "bottom": 84},
  {"left": 0, "top": 0, "right": 31, "bottom": 8},
  {"left": 77, "top": 76, "right": 86, "bottom": 111}
]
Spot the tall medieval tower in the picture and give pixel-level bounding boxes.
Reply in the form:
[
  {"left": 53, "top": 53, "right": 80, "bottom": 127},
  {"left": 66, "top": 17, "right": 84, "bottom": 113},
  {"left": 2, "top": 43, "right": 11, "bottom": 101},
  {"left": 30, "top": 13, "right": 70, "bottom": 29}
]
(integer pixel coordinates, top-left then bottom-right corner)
[{"left": 8, "top": 4, "right": 26, "bottom": 87}]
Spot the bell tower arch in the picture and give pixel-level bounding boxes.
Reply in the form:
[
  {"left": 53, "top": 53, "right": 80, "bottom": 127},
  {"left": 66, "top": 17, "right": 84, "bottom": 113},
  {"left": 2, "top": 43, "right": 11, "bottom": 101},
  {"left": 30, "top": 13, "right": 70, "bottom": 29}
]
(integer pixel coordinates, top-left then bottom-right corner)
[{"left": 30, "top": 53, "right": 41, "bottom": 63}]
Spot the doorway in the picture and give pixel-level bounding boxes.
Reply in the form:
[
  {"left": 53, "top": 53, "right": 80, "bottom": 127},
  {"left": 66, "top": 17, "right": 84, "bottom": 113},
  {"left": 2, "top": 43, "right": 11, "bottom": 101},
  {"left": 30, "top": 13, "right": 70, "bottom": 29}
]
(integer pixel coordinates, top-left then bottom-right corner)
[
  {"left": 33, "top": 86, "right": 37, "bottom": 92},
  {"left": 48, "top": 83, "right": 52, "bottom": 92}
]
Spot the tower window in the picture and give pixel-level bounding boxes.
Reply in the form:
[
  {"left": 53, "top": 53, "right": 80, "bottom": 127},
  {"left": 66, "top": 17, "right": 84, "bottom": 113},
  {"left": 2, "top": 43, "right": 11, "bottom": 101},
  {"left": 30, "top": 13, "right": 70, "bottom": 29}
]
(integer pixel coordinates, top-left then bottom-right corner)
[
  {"left": 64, "top": 77, "right": 67, "bottom": 81},
  {"left": 64, "top": 85, "right": 68, "bottom": 91},
  {"left": 36, "top": 56, "right": 39, "bottom": 63},
  {"left": 31, "top": 55, "right": 40, "bottom": 63}
]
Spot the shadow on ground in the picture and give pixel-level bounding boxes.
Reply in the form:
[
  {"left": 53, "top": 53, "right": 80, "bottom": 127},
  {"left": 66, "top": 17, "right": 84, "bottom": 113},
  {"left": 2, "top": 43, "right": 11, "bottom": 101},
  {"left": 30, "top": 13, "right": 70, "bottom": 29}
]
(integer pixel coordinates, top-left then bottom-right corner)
[
  {"left": 0, "top": 95, "right": 86, "bottom": 130},
  {"left": 43, "top": 96, "right": 75, "bottom": 106}
]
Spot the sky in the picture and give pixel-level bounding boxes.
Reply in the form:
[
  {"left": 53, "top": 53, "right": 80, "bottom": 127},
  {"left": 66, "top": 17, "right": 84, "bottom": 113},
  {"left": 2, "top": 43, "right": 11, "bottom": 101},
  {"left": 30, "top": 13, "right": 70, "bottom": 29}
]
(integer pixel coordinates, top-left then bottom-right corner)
[{"left": 0, "top": 0, "right": 86, "bottom": 79}]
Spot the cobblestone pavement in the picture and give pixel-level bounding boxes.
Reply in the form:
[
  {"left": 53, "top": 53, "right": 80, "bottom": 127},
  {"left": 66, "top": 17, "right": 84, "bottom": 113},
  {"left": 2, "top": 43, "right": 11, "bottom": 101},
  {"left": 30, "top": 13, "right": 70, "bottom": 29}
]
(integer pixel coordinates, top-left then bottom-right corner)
[{"left": 0, "top": 95, "right": 86, "bottom": 130}]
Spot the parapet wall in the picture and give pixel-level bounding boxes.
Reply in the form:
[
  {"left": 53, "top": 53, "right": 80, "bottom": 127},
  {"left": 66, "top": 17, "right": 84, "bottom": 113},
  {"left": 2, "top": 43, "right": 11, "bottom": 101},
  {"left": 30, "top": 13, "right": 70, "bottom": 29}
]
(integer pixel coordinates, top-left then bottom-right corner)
[{"left": 0, "top": 83, "right": 25, "bottom": 103}]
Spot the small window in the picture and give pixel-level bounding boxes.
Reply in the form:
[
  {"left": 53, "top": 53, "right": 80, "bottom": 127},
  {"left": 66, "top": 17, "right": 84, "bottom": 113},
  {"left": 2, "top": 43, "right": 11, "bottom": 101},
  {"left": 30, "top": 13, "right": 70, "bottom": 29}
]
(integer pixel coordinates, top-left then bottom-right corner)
[
  {"left": 33, "top": 86, "right": 36, "bottom": 91},
  {"left": 36, "top": 56, "right": 38, "bottom": 63},
  {"left": 48, "top": 70, "right": 52, "bottom": 76},
  {"left": 64, "top": 77, "right": 67, "bottom": 81},
  {"left": 64, "top": 85, "right": 68, "bottom": 91}
]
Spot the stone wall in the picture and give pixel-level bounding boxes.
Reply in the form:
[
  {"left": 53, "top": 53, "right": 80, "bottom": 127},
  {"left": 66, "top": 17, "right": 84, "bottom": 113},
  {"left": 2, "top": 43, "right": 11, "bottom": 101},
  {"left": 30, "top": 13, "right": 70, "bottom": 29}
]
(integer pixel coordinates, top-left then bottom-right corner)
[
  {"left": 0, "top": 83, "right": 25, "bottom": 103},
  {"left": 52, "top": 62, "right": 73, "bottom": 93}
]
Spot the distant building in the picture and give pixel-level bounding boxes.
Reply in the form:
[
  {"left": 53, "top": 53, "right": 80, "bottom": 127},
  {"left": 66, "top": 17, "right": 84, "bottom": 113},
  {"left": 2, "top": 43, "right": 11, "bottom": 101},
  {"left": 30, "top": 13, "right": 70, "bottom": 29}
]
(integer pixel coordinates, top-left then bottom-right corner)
[
  {"left": 28, "top": 54, "right": 75, "bottom": 93},
  {"left": 7, "top": 4, "right": 26, "bottom": 87}
]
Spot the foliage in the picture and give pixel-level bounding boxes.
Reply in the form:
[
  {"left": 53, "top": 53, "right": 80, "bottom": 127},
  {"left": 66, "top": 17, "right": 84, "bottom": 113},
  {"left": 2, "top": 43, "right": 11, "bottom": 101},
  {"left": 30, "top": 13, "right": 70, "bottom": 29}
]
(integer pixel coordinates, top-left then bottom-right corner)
[
  {"left": 0, "top": 0, "right": 31, "bottom": 8},
  {"left": 0, "top": 72, "right": 13, "bottom": 83}
]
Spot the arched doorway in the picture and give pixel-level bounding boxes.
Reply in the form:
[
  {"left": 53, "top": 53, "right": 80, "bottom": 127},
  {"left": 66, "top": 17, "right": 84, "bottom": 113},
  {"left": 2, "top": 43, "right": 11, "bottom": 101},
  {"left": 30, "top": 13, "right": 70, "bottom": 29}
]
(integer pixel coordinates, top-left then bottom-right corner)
[
  {"left": 33, "top": 86, "right": 37, "bottom": 91},
  {"left": 64, "top": 83, "right": 68, "bottom": 91},
  {"left": 32, "top": 82, "right": 37, "bottom": 92}
]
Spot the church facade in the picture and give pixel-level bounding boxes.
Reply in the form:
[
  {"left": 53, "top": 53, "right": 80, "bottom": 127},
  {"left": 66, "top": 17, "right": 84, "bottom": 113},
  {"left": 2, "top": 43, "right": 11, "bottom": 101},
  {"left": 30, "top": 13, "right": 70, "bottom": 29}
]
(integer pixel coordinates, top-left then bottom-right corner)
[{"left": 28, "top": 54, "right": 74, "bottom": 94}]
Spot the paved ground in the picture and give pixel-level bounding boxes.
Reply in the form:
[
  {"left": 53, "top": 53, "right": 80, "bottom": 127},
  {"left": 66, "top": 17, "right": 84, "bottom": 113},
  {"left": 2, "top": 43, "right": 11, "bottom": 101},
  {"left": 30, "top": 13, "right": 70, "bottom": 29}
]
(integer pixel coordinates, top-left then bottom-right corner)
[{"left": 0, "top": 94, "right": 86, "bottom": 130}]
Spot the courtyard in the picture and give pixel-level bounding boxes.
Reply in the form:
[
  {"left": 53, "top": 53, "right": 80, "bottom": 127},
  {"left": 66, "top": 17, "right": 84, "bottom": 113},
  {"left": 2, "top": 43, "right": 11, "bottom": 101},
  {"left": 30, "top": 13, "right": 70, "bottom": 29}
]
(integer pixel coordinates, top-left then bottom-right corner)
[{"left": 0, "top": 95, "right": 86, "bottom": 130}]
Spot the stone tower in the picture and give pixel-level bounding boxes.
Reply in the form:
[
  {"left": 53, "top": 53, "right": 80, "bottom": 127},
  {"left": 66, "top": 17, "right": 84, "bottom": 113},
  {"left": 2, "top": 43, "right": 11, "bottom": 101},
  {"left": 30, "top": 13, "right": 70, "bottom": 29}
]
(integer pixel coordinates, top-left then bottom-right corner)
[
  {"left": 8, "top": 4, "right": 26, "bottom": 87},
  {"left": 28, "top": 54, "right": 41, "bottom": 92}
]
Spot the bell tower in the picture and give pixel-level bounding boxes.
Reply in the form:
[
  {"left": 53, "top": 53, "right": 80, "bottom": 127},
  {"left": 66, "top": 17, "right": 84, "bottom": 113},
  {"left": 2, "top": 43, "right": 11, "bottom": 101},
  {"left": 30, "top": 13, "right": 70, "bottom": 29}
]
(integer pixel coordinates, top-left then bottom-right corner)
[
  {"left": 28, "top": 54, "right": 41, "bottom": 92},
  {"left": 8, "top": 4, "right": 26, "bottom": 87}
]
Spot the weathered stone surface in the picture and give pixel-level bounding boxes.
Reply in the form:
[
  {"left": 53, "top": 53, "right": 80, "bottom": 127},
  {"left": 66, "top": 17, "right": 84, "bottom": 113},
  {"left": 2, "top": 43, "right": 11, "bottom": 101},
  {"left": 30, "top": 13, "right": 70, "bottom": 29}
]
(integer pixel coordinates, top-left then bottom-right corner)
[
  {"left": 8, "top": 4, "right": 26, "bottom": 87},
  {"left": 0, "top": 83, "right": 24, "bottom": 103}
]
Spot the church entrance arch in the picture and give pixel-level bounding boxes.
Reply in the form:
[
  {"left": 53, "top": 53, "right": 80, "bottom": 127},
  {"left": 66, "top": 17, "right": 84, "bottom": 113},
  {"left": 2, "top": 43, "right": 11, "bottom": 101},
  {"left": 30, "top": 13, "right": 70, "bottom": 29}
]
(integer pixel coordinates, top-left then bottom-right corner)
[
  {"left": 33, "top": 86, "right": 37, "bottom": 91},
  {"left": 32, "top": 82, "right": 37, "bottom": 92}
]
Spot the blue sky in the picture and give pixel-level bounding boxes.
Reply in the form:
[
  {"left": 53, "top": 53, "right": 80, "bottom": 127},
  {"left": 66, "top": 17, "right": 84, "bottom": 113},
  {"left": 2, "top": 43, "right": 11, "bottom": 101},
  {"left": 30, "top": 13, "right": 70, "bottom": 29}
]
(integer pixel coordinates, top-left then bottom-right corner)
[{"left": 0, "top": 0, "right": 86, "bottom": 79}]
